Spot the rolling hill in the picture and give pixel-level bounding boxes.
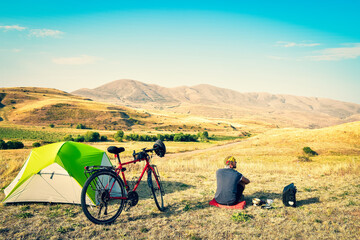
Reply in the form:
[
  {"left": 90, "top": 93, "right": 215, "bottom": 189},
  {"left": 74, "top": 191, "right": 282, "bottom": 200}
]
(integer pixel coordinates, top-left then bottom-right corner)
[
  {"left": 0, "top": 87, "right": 253, "bottom": 133},
  {"left": 0, "top": 87, "right": 150, "bottom": 130},
  {"left": 72, "top": 79, "right": 360, "bottom": 128}
]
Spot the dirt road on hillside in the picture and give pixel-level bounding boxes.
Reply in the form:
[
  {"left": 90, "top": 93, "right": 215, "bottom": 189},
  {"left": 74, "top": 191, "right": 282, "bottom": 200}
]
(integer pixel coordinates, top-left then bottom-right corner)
[{"left": 166, "top": 139, "right": 250, "bottom": 157}]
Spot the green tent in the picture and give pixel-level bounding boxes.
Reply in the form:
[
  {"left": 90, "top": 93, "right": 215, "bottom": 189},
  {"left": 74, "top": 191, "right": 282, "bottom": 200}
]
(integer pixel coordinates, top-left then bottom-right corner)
[{"left": 3, "top": 141, "right": 112, "bottom": 204}]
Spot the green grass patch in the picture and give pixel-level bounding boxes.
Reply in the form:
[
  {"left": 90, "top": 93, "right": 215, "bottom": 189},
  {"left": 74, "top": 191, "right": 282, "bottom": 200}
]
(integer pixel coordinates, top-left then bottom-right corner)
[
  {"left": 231, "top": 212, "right": 253, "bottom": 223},
  {"left": 0, "top": 127, "right": 66, "bottom": 142},
  {"left": 210, "top": 135, "right": 246, "bottom": 141}
]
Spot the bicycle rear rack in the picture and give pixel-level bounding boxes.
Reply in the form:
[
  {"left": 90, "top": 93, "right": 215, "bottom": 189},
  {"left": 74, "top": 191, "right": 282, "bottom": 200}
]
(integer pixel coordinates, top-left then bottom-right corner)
[{"left": 84, "top": 165, "right": 115, "bottom": 179}]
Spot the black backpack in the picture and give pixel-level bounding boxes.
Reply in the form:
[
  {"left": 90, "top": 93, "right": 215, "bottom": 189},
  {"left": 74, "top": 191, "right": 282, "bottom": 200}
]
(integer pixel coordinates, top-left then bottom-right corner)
[{"left": 282, "top": 183, "right": 297, "bottom": 207}]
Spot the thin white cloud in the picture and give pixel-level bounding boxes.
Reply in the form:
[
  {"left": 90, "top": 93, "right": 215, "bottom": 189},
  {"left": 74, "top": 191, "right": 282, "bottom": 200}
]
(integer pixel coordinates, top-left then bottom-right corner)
[
  {"left": 0, "top": 25, "right": 27, "bottom": 31},
  {"left": 29, "top": 29, "right": 64, "bottom": 38},
  {"left": 52, "top": 55, "right": 102, "bottom": 65},
  {"left": 0, "top": 25, "right": 64, "bottom": 38},
  {"left": 276, "top": 41, "right": 320, "bottom": 48},
  {"left": 306, "top": 43, "right": 360, "bottom": 61}
]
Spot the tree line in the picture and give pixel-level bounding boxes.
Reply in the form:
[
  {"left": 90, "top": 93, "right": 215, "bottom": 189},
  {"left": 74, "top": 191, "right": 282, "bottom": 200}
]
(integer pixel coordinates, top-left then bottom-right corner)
[
  {"left": 63, "top": 131, "right": 209, "bottom": 143},
  {"left": 0, "top": 131, "right": 211, "bottom": 150},
  {"left": 115, "top": 131, "right": 209, "bottom": 142}
]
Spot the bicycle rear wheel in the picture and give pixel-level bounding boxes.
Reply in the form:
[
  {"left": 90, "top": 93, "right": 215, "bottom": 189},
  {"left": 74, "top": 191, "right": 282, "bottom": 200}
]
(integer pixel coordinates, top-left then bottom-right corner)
[
  {"left": 81, "top": 170, "right": 125, "bottom": 224},
  {"left": 147, "top": 166, "right": 165, "bottom": 211}
]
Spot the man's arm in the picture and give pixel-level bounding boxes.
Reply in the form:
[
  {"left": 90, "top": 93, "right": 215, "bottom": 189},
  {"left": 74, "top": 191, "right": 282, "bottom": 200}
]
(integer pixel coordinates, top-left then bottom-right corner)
[{"left": 240, "top": 176, "right": 250, "bottom": 185}]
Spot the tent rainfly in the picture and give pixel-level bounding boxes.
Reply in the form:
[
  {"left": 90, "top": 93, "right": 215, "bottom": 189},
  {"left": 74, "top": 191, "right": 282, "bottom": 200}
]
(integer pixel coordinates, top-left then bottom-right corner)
[{"left": 3, "top": 141, "right": 112, "bottom": 204}]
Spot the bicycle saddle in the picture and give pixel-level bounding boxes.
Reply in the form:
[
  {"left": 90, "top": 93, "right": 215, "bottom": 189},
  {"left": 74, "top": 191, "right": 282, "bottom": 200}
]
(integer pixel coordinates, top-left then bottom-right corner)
[{"left": 107, "top": 146, "right": 125, "bottom": 154}]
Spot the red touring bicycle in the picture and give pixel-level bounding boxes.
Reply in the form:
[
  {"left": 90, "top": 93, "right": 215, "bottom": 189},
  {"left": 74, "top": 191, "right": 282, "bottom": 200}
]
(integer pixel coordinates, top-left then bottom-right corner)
[{"left": 81, "top": 140, "right": 166, "bottom": 224}]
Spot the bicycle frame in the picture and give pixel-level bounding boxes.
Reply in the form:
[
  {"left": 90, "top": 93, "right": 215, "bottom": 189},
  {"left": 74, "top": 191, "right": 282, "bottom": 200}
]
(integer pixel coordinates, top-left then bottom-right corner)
[{"left": 109, "top": 153, "right": 160, "bottom": 200}]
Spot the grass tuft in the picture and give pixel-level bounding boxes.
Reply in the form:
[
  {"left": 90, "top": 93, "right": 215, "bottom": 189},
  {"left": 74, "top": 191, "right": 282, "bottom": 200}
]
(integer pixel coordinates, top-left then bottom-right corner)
[
  {"left": 189, "top": 234, "right": 202, "bottom": 240},
  {"left": 56, "top": 226, "right": 74, "bottom": 234},
  {"left": 16, "top": 212, "right": 33, "bottom": 218},
  {"left": 0, "top": 228, "right": 9, "bottom": 234},
  {"left": 20, "top": 205, "right": 30, "bottom": 211},
  {"left": 303, "top": 187, "right": 316, "bottom": 192},
  {"left": 231, "top": 212, "right": 253, "bottom": 223},
  {"left": 183, "top": 204, "right": 191, "bottom": 212},
  {"left": 140, "top": 227, "right": 150, "bottom": 233}
]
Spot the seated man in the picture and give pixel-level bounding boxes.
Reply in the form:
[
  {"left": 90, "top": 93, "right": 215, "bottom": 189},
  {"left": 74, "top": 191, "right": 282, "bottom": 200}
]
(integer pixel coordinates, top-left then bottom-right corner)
[{"left": 214, "top": 156, "right": 250, "bottom": 205}]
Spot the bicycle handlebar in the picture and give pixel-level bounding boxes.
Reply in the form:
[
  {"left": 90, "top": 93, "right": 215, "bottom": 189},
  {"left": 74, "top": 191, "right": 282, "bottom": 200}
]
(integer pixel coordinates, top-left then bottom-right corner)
[
  {"left": 132, "top": 147, "right": 155, "bottom": 160},
  {"left": 108, "top": 140, "right": 165, "bottom": 160}
]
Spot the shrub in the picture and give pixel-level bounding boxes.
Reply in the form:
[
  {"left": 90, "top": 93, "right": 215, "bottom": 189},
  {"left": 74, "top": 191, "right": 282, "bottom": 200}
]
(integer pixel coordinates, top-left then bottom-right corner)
[
  {"left": 49, "top": 124, "right": 55, "bottom": 128},
  {"left": 163, "top": 134, "right": 174, "bottom": 141},
  {"left": 100, "top": 136, "right": 108, "bottom": 142},
  {"left": 32, "top": 142, "right": 41, "bottom": 147},
  {"left": 74, "top": 135, "right": 85, "bottom": 142},
  {"left": 114, "top": 130, "right": 124, "bottom": 142},
  {"left": 198, "top": 131, "right": 209, "bottom": 142},
  {"left": 84, "top": 131, "right": 100, "bottom": 142},
  {"left": 124, "top": 133, "right": 197, "bottom": 142},
  {"left": 157, "top": 134, "right": 165, "bottom": 141},
  {"left": 0, "top": 139, "right": 7, "bottom": 149},
  {"left": 303, "top": 147, "right": 318, "bottom": 156},
  {"left": 76, "top": 124, "right": 86, "bottom": 129},
  {"left": 125, "top": 133, "right": 140, "bottom": 141},
  {"left": 173, "top": 133, "right": 183, "bottom": 142},
  {"left": 63, "top": 135, "right": 74, "bottom": 141},
  {"left": 173, "top": 133, "right": 197, "bottom": 142},
  {"left": 202, "top": 131, "right": 209, "bottom": 139},
  {"left": 6, "top": 140, "right": 24, "bottom": 149},
  {"left": 139, "top": 134, "right": 157, "bottom": 142}
]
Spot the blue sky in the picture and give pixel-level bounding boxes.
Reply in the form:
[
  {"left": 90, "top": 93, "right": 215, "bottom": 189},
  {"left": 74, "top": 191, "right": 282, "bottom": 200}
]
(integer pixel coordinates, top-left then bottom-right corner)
[{"left": 1, "top": 1, "right": 360, "bottom": 103}]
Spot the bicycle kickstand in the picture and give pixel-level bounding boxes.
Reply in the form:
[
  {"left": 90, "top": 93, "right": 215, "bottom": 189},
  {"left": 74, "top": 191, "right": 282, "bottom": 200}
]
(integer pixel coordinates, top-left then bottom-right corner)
[{"left": 124, "top": 201, "right": 132, "bottom": 212}]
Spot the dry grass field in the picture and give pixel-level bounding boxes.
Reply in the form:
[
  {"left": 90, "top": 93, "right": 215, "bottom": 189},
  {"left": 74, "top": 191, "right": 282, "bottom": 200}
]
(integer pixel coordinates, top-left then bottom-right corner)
[{"left": 1, "top": 122, "right": 359, "bottom": 239}]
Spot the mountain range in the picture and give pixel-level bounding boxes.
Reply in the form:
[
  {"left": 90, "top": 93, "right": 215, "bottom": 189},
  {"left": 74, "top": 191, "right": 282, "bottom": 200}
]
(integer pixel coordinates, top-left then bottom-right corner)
[{"left": 72, "top": 79, "right": 360, "bottom": 128}]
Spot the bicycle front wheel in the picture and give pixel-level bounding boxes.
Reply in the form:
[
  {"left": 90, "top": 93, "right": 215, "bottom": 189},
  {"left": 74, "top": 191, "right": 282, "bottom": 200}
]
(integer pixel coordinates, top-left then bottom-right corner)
[
  {"left": 147, "top": 166, "right": 165, "bottom": 211},
  {"left": 81, "top": 170, "right": 125, "bottom": 224}
]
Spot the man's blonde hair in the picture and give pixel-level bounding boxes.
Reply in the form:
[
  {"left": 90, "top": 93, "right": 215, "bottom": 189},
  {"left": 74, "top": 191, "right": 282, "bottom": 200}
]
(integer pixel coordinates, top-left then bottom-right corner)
[{"left": 224, "top": 156, "right": 236, "bottom": 165}]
